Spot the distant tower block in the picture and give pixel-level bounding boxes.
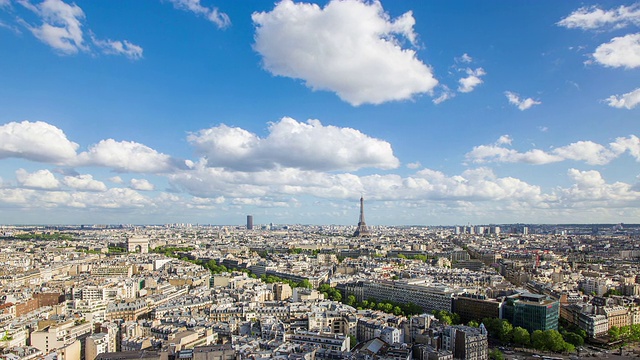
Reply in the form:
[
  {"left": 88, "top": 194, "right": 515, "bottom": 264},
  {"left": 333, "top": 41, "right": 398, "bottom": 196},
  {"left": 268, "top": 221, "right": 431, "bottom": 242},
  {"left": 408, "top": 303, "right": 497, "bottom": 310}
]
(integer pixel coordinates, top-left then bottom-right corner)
[
  {"left": 247, "top": 215, "right": 254, "bottom": 230},
  {"left": 127, "top": 235, "right": 149, "bottom": 253},
  {"left": 353, "top": 196, "right": 371, "bottom": 237}
]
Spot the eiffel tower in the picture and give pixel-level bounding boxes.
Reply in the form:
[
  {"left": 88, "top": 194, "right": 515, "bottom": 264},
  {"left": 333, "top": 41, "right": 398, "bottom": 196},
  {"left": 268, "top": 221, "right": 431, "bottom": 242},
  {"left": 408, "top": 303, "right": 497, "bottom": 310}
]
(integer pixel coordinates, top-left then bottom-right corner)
[{"left": 353, "top": 196, "right": 371, "bottom": 237}]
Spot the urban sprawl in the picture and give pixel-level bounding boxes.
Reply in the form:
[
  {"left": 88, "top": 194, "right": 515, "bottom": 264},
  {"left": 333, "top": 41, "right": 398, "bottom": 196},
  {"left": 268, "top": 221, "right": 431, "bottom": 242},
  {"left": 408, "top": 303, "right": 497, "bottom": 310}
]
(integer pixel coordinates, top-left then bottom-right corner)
[{"left": 1, "top": 207, "right": 639, "bottom": 360}]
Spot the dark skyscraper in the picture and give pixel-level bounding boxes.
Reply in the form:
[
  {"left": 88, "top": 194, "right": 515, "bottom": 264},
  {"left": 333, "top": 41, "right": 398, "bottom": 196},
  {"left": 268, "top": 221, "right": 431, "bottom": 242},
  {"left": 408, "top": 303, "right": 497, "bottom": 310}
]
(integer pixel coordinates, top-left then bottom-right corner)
[
  {"left": 247, "top": 215, "right": 253, "bottom": 230},
  {"left": 353, "top": 196, "right": 371, "bottom": 237}
]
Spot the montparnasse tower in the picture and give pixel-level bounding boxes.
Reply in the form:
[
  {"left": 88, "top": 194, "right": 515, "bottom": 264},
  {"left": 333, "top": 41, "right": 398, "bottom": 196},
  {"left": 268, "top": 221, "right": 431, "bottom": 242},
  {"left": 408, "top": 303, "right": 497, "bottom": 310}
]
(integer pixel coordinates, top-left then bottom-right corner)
[{"left": 353, "top": 196, "right": 371, "bottom": 237}]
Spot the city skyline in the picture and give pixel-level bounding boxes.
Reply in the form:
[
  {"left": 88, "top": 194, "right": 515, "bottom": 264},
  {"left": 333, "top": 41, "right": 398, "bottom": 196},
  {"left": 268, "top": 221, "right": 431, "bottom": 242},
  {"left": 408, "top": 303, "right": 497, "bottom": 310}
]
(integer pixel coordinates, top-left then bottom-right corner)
[{"left": 1, "top": 0, "right": 639, "bottom": 225}]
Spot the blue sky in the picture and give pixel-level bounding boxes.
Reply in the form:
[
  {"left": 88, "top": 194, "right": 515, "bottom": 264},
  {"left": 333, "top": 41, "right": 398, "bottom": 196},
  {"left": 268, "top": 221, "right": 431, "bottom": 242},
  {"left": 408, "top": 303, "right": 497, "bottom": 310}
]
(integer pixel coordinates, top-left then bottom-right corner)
[{"left": 1, "top": 0, "right": 639, "bottom": 226}]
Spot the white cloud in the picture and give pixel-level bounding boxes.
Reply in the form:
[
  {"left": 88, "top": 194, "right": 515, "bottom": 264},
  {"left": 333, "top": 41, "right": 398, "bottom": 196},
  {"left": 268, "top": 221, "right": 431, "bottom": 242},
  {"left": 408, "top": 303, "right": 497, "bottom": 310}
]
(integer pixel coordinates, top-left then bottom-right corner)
[
  {"left": 433, "top": 85, "right": 455, "bottom": 104},
  {"left": 62, "top": 174, "right": 106, "bottom": 192},
  {"left": 505, "top": 91, "right": 541, "bottom": 110},
  {"left": 0, "top": 121, "right": 79, "bottom": 163},
  {"left": 592, "top": 33, "right": 640, "bottom": 69},
  {"left": 252, "top": 0, "right": 438, "bottom": 106},
  {"left": 76, "top": 139, "right": 181, "bottom": 173},
  {"left": 16, "top": 168, "right": 60, "bottom": 189},
  {"left": 0, "top": 187, "right": 153, "bottom": 209},
  {"left": 188, "top": 117, "right": 400, "bottom": 171},
  {"left": 466, "top": 135, "right": 640, "bottom": 165},
  {"left": 167, "top": 0, "right": 230, "bottom": 29},
  {"left": 606, "top": 87, "right": 640, "bottom": 109},
  {"left": 17, "top": 0, "right": 142, "bottom": 58},
  {"left": 169, "top": 163, "right": 546, "bottom": 205},
  {"left": 130, "top": 178, "right": 155, "bottom": 191},
  {"left": 559, "top": 169, "right": 640, "bottom": 205},
  {"left": 496, "top": 135, "right": 512, "bottom": 145},
  {"left": 406, "top": 162, "right": 421, "bottom": 169},
  {"left": 458, "top": 67, "right": 485, "bottom": 93},
  {"left": 610, "top": 135, "right": 640, "bottom": 160},
  {"left": 19, "top": 0, "right": 87, "bottom": 54},
  {"left": 92, "top": 37, "right": 143, "bottom": 60},
  {"left": 558, "top": 4, "right": 640, "bottom": 30},
  {"left": 108, "top": 176, "right": 123, "bottom": 184},
  {"left": 552, "top": 141, "right": 618, "bottom": 165},
  {"left": 456, "top": 53, "right": 473, "bottom": 63}
]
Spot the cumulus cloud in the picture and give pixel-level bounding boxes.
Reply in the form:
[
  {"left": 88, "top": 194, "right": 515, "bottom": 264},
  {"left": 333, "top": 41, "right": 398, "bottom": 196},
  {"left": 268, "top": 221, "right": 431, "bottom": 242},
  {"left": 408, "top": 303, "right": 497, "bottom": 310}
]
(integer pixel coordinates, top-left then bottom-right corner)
[
  {"left": 0, "top": 187, "right": 153, "bottom": 209},
  {"left": 559, "top": 169, "right": 640, "bottom": 205},
  {"left": 130, "top": 178, "right": 155, "bottom": 191},
  {"left": 167, "top": 0, "right": 230, "bottom": 29},
  {"left": 92, "top": 37, "right": 143, "bottom": 60},
  {"left": 17, "top": 0, "right": 142, "bottom": 58},
  {"left": 592, "top": 33, "right": 640, "bottom": 69},
  {"left": 16, "top": 168, "right": 60, "bottom": 189},
  {"left": 188, "top": 117, "right": 400, "bottom": 171},
  {"left": 76, "top": 139, "right": 182, "bottom": 173},
  {"left": 0, "top": 121, "right": 79, "bottom": 163},
  {"left": 558, "top": 4, "right": 640, "bottom": 30},
  {"left": 505, "top": 91, "right": 541, "bottom": 110},
  {"left": 406, "top": 162, "right": 421, "bottom": 169},
  {"left": 458, "top": 68, "right": 485, "bottom": 93},
  {"left": 467, "top": 135, "right": 640, "bottom": 165},
  {"left": 62, "top": 174, "right": 107, "bottom": 192},
  {"left": 168, "top": 162, "right": 546, "bottom": 205},
  {"left": 252, "top": 0, "right": 438, "bottom": 106},
  {"left": 606, "top": 88, "right": 640, "bottom": 109}
]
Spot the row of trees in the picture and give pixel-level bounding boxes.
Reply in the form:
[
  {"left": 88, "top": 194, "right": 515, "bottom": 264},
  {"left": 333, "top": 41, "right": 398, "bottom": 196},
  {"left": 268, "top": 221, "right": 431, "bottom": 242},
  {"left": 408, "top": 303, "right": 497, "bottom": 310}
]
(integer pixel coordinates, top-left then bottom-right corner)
[
  {"left": 609, "top": 324, "right": 640, "bottom": 343},
  {"left": 259, "top": 273, "right": 313, "bottom": 289},
  {"left": 482, "top": 318, "right": 580, "bottom": 353},
  {"left": 345, "top": 297, "right": 423, "bottom": 317}
]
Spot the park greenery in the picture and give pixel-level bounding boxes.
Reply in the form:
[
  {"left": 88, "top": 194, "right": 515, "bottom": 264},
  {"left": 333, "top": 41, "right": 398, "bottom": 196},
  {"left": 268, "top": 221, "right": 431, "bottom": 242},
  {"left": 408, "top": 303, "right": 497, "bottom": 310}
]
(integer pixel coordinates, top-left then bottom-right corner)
[{"left": 396, "top": 253, "right": 432, "bottom": 262}]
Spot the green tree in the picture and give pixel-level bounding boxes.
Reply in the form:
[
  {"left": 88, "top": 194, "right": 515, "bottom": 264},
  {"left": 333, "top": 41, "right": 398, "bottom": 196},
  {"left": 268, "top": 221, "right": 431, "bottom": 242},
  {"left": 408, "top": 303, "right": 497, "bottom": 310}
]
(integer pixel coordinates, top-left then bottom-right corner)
[
  {"left": 345, "top": 295, "right": 357, "bottom": 306},
  {"left": 512, "top": 326, "right": 530, "bottom": 346},
  {"left": 543, "top": 330, "right": 567, "bottom": 353},
  {"left": 497, "top": 320, "right": 513, "bottom": 343},
  {"left": 348, "top": 334, "right": 357, "bottom": 348},
  {"left": 397, "top": 254, "right": 407, "bottom": 259},
  {"left": 393, "top": 306, "right": 403, "bottom": 316},
  {"left": 609, "top": 326, "right": 621, "bottom": 341},
  {"left": 531, "top": 330, "right": 546, "bottom": 350},
  {"left": 564, "top": 332, "right": 584, "bottom": 347},
  {"left": 297, "top": 279, "right": 313, "bottom": 289},
  {"left": 382, "top": 303, "right": 393, "bottom": 314},
  {"left": 468, "top": 320, "right": 479, "bottom": 328},
  {"left": 489, "top": 348, "right": 505, "bottom": 360}
]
